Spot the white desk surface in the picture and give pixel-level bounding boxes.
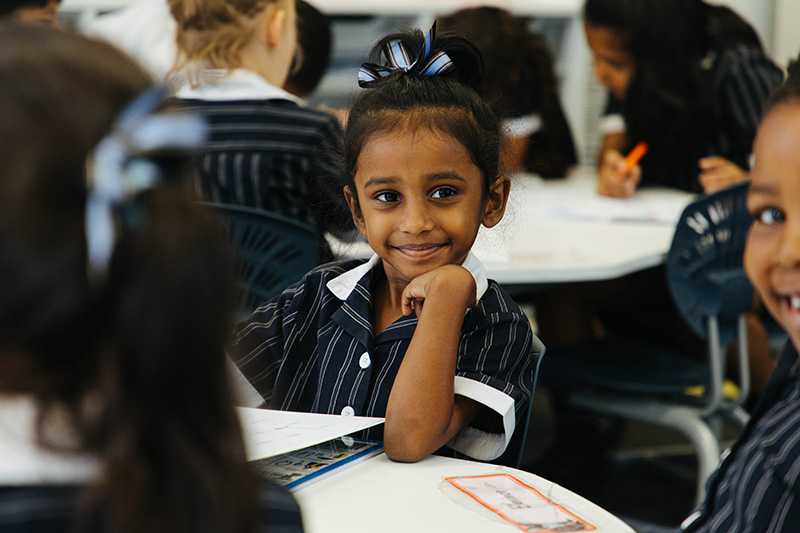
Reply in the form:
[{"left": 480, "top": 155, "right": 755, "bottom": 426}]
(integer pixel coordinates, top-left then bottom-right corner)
[
  {"left": 329, "top": 172, "right": 696, "bottom": 285},
  {"left": 294, "top": 453, "right": 634, "bottom": 533}
]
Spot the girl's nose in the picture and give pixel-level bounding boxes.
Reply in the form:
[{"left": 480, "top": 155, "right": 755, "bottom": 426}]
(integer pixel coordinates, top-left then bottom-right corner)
[{"left": 398, "top": 198, "right": 434, "bottom": 234}]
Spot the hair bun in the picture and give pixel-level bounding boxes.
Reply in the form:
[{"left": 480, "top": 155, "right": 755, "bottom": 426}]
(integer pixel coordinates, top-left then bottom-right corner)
[{"left": 362, "top": 24, "right": 483, "bottom": 91}]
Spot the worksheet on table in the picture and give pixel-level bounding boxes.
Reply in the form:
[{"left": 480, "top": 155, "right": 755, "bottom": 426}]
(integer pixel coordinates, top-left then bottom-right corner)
[{"left": 237, "top": 408, "right": 385, "bottom": 461}]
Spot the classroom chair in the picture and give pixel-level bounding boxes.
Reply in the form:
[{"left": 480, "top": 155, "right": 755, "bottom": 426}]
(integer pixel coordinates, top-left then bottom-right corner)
[
  {"left": 541, "top": 182, "right": 753, "bottom": 505},
  {"left": 201, "top": 202, "right": 320, "bottom": 313}
]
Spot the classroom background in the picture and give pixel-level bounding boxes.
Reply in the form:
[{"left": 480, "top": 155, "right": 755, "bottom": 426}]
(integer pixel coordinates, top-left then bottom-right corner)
[{"left": 23, "top": 0, "right": 800, "bottom": 524}]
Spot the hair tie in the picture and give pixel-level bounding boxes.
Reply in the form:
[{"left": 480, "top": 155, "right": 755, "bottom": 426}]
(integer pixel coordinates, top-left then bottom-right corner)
[
  {"left": 358, "top": 23, "right": 455, "bottom": 87},
  {"left": 85, "top": 86, "right": 207, "bottom": 283}
]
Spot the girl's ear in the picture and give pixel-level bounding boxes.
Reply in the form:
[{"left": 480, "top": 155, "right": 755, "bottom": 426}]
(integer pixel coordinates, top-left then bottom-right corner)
[
  {"left": 482, "top": 176, "right": 511, "bottom": 228},
  {"left": 262, "top": 3, "right": 287, "bottom": 49},
  {"left": 343, "top": 185, "right": 367, "bottom": 235}
]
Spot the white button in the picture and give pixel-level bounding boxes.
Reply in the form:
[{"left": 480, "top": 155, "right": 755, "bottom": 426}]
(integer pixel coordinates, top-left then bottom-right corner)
[
  {"left": 341, "top": 406, "right": 355, "bottom": 417},
  {"left": 359, "top": 352, "right": 371, "bottom": 369}
]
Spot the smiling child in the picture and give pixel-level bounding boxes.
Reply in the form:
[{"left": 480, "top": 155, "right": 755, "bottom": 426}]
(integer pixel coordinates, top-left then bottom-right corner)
[{"left": 230, "top": 26, "right": 543, "bottom": 463}]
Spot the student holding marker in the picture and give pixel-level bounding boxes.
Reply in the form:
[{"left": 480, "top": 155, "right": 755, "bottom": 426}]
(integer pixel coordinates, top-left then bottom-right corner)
[{"left": 584, "top": 0, "right": 783, "bottom": 198}]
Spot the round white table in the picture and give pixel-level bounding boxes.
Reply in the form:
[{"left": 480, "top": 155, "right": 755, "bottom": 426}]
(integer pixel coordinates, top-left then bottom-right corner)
[{"left": 294, "top": 453, "right": 635, "bottom": 533}]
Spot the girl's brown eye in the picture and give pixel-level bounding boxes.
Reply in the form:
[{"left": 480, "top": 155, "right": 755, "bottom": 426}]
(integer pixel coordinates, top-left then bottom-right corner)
[
  {"left": 431, "top": 187, "right": 458, "bottom": 199},
  {"left": 375, "top": 191, "right": 400, "bottom": 203}
]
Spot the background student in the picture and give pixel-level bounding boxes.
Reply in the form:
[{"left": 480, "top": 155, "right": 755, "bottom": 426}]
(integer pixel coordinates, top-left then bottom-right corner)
[
  {"left": 231, "top": 27, "right": 542, "bottom": 465},
  {"left": 0, "top": 24, "right": 302, "bottom": 533},
  {"left": 585, "top": 0, "right": 783, "bottom": 197},
  {"left": 438, "top": 6, "right": 578, "bottom": 178},
  {"left": 169, "top": 0, "right": 353, "bottom": 259},
  {"left": 284, "top": 0, "right": 332, "bottom": 100}
]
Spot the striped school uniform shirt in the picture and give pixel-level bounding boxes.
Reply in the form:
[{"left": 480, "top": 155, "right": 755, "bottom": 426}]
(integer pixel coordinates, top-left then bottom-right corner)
[
  {"left": 0, "top": 397, "right": 304, "bottom": 533},
  {"left": 231, "top": 253, "right": 543, "bottom": 461},
  {"left": 681, "top": 342, "right": 800, "bottom": 532},
  {"left": 173, "top": 69, "right": 351, "bottom": 238}
]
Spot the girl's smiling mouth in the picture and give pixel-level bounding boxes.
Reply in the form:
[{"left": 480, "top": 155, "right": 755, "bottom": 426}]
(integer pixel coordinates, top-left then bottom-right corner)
[{"left": 391, "top": 242, "right": 451, "bottom": 259}]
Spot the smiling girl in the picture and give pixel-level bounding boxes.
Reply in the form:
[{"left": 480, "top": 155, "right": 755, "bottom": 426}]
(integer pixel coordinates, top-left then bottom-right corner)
[
  {"left": 665, "top": 58, "right": 800, "bottom": 533},
  {"left": 230, "top": 27, "right": 542, "bottom": 464}
]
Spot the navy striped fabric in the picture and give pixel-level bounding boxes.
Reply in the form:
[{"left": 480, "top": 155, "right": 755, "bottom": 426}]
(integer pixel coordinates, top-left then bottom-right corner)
[
  {"left": 681, "top": 342, "right": 800, "bottom": 532},
  {"left": 173, "top": 98, "right": 351, "bottom": 239},
  {"left": 231, "top": 259, "right": 541, "bottom": 459}
]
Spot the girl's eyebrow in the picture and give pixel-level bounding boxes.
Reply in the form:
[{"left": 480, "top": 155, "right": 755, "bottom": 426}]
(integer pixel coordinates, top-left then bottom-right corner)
[
  {"left": 748, "top": 183, "right": 778, "bottom": 195},
  {"left": 364, "top": 176, "right": 399, "bottom": 188},
  {"left": 424, "top": 171, "right": 467, "bottom": 182}
]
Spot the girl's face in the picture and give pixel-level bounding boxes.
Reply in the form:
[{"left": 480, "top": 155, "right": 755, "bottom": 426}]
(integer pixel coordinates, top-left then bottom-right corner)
[
  {"left": 584, "top": 22, "right": 635, "bottom": 101},
  {"left": 745, "top": 103, "right": 800, "bottom": 350},
  {"left": 345, "top": 127, "right": 508, "bottom": 285}
]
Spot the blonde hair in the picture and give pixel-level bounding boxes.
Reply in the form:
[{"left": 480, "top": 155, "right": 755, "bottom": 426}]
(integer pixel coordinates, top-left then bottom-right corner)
[{"left": 169, "top": 0, "right": 282, "bottom": 70}]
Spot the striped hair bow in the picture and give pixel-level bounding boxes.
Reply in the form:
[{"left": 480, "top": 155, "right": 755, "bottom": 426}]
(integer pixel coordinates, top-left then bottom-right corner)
[{"left": 358, "top": 23, "right": 454, "bottom": 88}]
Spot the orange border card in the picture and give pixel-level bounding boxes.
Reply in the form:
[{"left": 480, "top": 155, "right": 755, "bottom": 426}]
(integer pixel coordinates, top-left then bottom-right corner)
[{"left": 445, "top": 474, "right": 596, "bottom": 533}]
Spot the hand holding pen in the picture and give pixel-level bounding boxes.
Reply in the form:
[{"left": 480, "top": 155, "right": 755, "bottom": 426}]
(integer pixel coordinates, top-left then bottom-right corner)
[{"left": 597, "top": 142, "right": 647, "bottom": 198}]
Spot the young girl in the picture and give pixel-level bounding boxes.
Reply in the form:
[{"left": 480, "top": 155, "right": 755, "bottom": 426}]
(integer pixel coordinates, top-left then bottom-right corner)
[
  {"left": 169, "top": 0, "right": 352, "bottom": 258},
  {"left": 661, "top": 55, "right": 800, "bottom": 533},
  {"left": 0, "top": 25, "right": 301, "bottom": 533},
  {"left": 231, "top": 27, "right": 542, "bottom": 463},
  {"left": 585, "top": 0, "right": 783, "bottom": 197},
  {"left": 438, "top": 6, "right": 578, "bottom": 178}
]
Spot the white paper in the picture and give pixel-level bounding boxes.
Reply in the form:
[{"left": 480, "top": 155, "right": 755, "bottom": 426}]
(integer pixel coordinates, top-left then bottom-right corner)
[
  {"left": 237, "top": 408, "right": 385, "bottom": 461},
  {"left": 447, "top": 474, "right": 593, "bottom": 532}
]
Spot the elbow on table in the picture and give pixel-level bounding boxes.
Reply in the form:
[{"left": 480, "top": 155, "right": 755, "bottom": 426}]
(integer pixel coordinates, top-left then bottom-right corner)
[{"left": 383, "top": 423, "right": 436, "bottom": 463}]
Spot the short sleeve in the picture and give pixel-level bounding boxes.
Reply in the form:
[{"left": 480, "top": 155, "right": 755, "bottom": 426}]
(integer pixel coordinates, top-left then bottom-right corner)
[
  {"left": 600, "top": 94, "right": 626, "bottom": 135},
  {"left": 230, "top": 280, "right": 308, "bottom": 406},
  {"left": 715, "top": 49, "right": 784, "bottom": 168},
  {"left": 448, "top": 308, "right": 543, "bottom": 461}
]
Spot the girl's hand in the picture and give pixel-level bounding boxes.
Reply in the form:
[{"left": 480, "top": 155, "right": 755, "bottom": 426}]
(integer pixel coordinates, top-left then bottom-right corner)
[
  {"left": 698, "top": 156, "right": 748, "bottom": 194},
  {"left": 598, "top": 149, "right": 641, "bottom": 198},
  {"left": 400, "top": 265, "right": 476, "bottom": 316}
]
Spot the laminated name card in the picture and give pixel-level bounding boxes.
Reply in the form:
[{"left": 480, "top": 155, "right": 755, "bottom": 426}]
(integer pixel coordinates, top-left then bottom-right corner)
[{"left": 445, "top": 474, "right": 596, "bottom": 532}]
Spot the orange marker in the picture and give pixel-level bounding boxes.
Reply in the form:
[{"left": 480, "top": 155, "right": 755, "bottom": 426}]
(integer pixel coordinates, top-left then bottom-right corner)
[{"left": 624, "top": 142, "right": 649, "bottom": 170}]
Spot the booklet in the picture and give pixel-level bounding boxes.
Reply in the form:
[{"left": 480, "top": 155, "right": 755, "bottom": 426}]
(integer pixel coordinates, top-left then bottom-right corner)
[{"left": 251, "top": 436, "right": 383, "bottom": 491}]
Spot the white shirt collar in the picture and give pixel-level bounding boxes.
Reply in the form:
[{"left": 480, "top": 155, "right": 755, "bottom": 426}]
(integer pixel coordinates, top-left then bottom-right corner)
[
  {"left": 326, "top": 252, "right": 489, "bottom": 304},
  {"left": 0, "top": 396, "right": 98, "bottom": 485},
  {"left": 175, "top": 68, "right": 303, "bottom": 104}
]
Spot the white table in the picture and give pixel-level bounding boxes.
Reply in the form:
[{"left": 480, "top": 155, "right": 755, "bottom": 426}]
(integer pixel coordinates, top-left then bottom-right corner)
[
  {"left": 294, "top": 453, "right": 635, "bottom": 533},
  {"left": 329, "top": 172, "right": 696, "bottom": 286}
]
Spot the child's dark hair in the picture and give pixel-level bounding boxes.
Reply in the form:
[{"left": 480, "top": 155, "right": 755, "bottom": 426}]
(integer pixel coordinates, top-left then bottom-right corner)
[
  {"left": 0, "top": 0, "right": 53, "bottom": 15},
  {"left": 0, "top": 24, "right": 259, "bottom": 533},
  {"left": 584, "top": 0, "right": 765, "bottom": 191},
  {"left": 286, "top": 0, "right": 332, "bottom": 98},
  {"left": 344, "top": 27, "right": 500, "bottom": 195},
  {"left": 766, "top": 56, "right": 800, "bottom": 113},
  {"left": 438, "top": 7, "right": 577, "bottom": 178}
]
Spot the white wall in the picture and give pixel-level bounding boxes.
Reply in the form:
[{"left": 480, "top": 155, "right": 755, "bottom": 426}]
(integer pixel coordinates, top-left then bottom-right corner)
[{"left": 773, "top": 0, "right": 800, "bottom": 67}]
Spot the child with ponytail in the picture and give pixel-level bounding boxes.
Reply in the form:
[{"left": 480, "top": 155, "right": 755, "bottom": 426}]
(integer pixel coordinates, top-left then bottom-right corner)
[{"left": 0, "top": 25, "right": 302, "bottom": 533}]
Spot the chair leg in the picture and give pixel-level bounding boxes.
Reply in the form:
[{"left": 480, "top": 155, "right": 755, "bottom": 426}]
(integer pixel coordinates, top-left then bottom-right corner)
[
  {"left": 654, "top": 407, "right": 720, "bottom": 505},
  {"left": 571, "top": 397, "right": 720, "bottom": 506}
]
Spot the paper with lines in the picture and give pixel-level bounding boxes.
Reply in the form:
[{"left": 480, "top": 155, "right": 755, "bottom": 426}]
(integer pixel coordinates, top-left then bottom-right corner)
[{"left": 238, "top": 408, "right": 384, "bottom": 461}]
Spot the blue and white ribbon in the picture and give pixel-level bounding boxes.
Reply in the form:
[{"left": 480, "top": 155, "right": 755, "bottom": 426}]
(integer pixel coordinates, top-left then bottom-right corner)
[
  {"left": 85, "top": 86, "right": 207, "bottom": 282},
  {"left": 358, "top": 23, "right": 455, "bottom": 87}
]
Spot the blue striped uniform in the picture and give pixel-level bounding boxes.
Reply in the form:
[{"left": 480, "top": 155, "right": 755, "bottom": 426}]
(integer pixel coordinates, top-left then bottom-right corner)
[{"left": 231, "top": 254, "right": 542, "bottom": 461}]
